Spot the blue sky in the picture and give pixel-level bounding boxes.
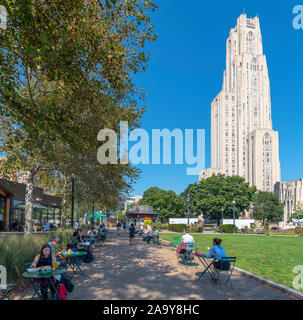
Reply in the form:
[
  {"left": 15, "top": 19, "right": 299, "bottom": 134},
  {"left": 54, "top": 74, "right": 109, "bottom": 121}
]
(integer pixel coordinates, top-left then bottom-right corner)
[{"left": 130, "top": 0, "right": 303, "bottom": 196}]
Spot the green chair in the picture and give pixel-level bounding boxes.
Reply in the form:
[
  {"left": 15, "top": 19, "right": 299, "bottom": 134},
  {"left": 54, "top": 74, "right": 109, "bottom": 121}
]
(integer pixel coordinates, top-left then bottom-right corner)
[
  {"left": 216, "top": 256, "right": 237, "bottom": 289},
  {"left": 152, "top": 236, "right": 161, "bottom": 247},
  {"left": 24, "top": 262, "right": 43, "bottom": 300},
  {"left": 169, "top": 238, "right": 181, "bottom": 250},
  {"left": 177, "top": 243, "right": 196, "bottom": 267},
  {"left": 0, "top": 284, "right": 16, "bottom": 300}
]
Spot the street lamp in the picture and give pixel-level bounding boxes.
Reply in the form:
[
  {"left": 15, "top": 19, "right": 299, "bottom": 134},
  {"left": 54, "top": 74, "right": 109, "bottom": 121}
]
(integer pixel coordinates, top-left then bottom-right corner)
[
  {"left": 187, "top": 194, "right": 190, "bottom": 226},
  {"left": 233, "top": 200, "right": 236, "bottom": 234},
  {"left": 221, "top": 208, "right": 224, "bottom": 223},
  {"left": 71, "top": 178, "right": 75, "bottom": 228}
]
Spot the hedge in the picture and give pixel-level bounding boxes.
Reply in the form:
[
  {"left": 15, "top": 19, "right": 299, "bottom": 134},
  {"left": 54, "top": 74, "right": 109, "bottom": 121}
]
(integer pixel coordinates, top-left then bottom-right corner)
[{"left": 220, "top": 224, "right": 238, "bottom": 234}]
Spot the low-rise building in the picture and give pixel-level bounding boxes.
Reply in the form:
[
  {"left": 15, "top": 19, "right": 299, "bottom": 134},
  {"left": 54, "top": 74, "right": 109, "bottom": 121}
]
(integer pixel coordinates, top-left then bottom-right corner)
[{"left": 274, "top": 178, "right": 303, "bottom": 224}]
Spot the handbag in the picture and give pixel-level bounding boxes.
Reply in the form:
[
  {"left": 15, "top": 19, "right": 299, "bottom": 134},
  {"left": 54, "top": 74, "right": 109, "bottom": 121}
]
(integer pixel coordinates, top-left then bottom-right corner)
[{"left": 176, "top": 242, "right": 186, "bottom": 254}]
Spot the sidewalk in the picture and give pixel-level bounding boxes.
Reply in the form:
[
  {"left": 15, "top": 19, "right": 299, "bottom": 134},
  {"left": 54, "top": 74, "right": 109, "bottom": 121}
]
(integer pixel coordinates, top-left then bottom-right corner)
[{"left": 16, "top": 230, "right": 297, "bottom": 300}]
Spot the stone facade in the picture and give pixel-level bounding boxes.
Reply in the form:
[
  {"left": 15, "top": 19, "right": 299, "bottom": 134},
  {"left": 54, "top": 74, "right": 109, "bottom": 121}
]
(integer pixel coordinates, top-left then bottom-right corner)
[
  {"left": 200, "top": 14, "right": 281, "bottom": 192},
  {"left": 274, "top": 178, "right": 303, "bottom": 223}
]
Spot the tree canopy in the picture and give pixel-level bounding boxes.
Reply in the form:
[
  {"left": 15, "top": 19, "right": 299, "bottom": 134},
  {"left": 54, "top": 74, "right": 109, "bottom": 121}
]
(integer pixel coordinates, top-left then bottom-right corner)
[
  {"left": 139, "top": 187, "right": 186, "bottom": 221},
  {"left": 0, "top": 0, "right": 157, "bottom": 232},
  {"left": 252, "top": 191, "right": 284, "bottom": 225},
  {"left": 190, "top": 174, "right": 257, "bottom": 221}
]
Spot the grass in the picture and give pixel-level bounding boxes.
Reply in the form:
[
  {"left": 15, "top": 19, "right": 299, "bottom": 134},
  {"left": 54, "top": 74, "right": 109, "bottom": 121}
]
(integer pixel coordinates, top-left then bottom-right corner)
[{"left": 160, "top": 232, "right": 303, "bottom": 292}]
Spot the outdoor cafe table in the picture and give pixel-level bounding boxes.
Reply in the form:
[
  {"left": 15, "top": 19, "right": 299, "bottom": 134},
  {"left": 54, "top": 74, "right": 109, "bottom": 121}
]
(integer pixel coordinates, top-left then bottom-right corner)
[
  {"left": 61, "top": 251, "right": 87, "bottom": 276},
  {"left": 195, "top": 253, "right": 217, "bottom": 281},
  {"left": 22, "top": 268, "right": 67, "bottom": 300}
]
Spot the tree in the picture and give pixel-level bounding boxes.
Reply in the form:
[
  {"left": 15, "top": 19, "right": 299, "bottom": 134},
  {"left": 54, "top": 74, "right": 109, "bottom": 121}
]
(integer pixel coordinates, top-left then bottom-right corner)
[
  {"left": 0, "top": 0, "right": 157, "bottom": 232},
  {"left": 252, "top": 191, "right": 284, "bottom": 226},
  {"left": 190, "top": 174, "right": 256, "bottom": 221},
  {"left": 180, "top": 184, "right": 193, "bottom": 201},
  {"left": 294, "top": 202, "right": 303, "bottom": 220},
  {"left": 139, "top": 187, "right": 186, "bottom": 221}
]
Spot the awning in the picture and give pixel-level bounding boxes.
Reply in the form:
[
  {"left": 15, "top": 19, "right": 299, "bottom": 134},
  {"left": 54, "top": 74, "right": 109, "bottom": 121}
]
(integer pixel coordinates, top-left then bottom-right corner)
[{"left": 14, "top": 202, "right": 51, "bottom": 210}]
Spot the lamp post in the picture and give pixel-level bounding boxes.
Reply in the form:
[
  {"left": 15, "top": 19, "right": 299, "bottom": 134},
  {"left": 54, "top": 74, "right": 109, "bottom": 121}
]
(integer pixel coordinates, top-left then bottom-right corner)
[
  {"left": 221, "top": 208, "right": 224, "bottom": 223},
  {"left": 233, "top": 200, "right": 236, "bottom": 234},
  {"left": 187, "top": 194, "right": 190, "bottom": 226},
  {"left": 71, "top": 178, "right": 74, "bottom": 228}
]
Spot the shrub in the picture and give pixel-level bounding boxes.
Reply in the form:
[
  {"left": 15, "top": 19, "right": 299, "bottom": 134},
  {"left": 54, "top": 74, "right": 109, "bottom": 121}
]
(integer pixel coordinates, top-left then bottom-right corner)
[
  {"left": 151, "top": 223, "right": 164, "bottom": 231},
  {"left": 251, "top": 225, "right": 256, "bottom": 229},
  {"left": 167, "top": 224, "right": 187, "bottom": 233},
  {"left": 244, "top": 225, "right": 248, "bottom": 229},
  {"left": 189, "top": 224, "right": 202, "bottom": 233},
  {"left": 220, "top": 224, "right": 238, "bottom": 234},
  {"left": 294, "top": 227, "right": 303, "bottom": 235}
]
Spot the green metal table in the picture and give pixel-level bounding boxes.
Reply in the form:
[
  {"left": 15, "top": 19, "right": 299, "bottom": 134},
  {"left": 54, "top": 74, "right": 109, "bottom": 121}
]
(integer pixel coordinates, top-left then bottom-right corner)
[
  {"left": 195, "top": 253, "right": 216, "bottom": 281},
  {"left": 22, "top": 268, "right": 67, "bottom": 300},
  {"left": 61, "top": 251, "right": 87, "bottom": 276}
]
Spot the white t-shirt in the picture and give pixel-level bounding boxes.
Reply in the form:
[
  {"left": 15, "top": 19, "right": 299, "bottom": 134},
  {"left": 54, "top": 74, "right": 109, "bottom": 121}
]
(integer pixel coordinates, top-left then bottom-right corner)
[{"left": 182, "top": 233, "right": 195, "bottom": 244}]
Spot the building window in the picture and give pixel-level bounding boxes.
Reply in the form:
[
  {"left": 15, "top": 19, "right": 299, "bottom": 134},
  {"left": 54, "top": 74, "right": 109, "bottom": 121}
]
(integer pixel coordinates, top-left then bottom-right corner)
[{"left": 246, "top": 31, "right": 255, "bottom": 53}]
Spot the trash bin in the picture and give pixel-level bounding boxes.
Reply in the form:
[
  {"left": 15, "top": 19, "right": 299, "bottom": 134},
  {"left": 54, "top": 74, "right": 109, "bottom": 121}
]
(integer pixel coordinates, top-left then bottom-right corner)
[{"left": 198, "top": 227, "right": 203, "bottom": 233}]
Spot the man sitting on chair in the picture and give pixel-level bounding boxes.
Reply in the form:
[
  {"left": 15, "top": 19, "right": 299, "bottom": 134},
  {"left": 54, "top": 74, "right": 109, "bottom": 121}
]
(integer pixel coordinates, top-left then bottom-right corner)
[{"left": 181, "top": 229, "right": 195, "bottom": 244}]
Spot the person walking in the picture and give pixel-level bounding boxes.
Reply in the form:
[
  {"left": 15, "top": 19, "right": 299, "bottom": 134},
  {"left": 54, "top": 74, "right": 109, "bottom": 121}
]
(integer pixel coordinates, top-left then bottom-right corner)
[
  {"left": 129, "top": 223, "right": 135, "bottom": 245},
  {"left": 116, "top": 221, "right": 122, "bottom": 236}
]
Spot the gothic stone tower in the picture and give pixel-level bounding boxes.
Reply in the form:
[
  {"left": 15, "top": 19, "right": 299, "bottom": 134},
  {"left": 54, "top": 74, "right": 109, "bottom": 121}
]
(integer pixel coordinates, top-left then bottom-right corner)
[{"left": 201, "top": 14, "right": 281, "bottom": 192}]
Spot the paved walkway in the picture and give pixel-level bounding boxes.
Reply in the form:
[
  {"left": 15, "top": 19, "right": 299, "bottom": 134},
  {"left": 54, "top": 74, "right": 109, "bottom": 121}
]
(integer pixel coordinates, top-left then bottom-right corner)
[{"left": 17, "top": 230, "right": 297, "bottom": 300}]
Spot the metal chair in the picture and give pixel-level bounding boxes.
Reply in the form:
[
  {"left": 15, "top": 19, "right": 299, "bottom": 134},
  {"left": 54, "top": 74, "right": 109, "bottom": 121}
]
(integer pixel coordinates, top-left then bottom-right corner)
[
  {"left": 178, "top": 243, "right": 196, "bottom": 267},
  {"left": 0, "top": 284, "right": 16, "bottom": 300},
  {"left": 216, "top": 257, "right": 237, "bottom": 288}
]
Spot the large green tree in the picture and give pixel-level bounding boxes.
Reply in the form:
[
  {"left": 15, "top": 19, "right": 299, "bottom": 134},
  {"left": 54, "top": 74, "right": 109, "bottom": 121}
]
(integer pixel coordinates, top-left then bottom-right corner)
[
  {"left": 139, "top": 187, "right": 186, "bottom": 222},
  {"left": 190, "top": 174, "right": 257, "bottom": 221},
  {"left": 0, "top": 0, "right": 157, "bottom": 232},
  {"left": 252, "top": 191, "right": 284, "bottom": 226}
]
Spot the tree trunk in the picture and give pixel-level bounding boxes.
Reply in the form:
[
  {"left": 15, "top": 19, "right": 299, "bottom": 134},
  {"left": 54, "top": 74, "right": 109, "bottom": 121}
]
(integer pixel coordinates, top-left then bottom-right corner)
[
  {"left": 61, "top": 174, "right": 68, "bottom": 226},
  {"left": 24, "top": 170, "right": 35, "bottom": 234},
  {"left": 77, "top": 198, "right": 80, "bottom": 226}
]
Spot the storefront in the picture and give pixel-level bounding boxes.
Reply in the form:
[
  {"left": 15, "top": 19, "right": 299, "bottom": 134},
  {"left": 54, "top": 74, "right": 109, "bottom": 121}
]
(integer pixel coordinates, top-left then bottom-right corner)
[
  {"left": 0, "top": 179, "right": 62, "bottom": 231},
  {"left": 0, "top": 182, "right": 13, "bottom": 231}
]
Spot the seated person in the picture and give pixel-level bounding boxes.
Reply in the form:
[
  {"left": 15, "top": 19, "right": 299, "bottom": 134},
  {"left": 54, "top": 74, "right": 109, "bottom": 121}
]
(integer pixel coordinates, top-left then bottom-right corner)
[
  {"left": 142, "top": 226, "right": 152, "bottom": 244},
  {"left": 68, "top": 231, "right": 83, "bottom": 250},
  {"left": 47, "top": 237, "right": 67, "bottom": 268},
  {"left": 206, "top": 238, "right": 230, "bottom": 280},
  {"left": 181, "top": 229, "right": 195, "bottom": 244},
  {"left": 30, "top": 244, "right": 60, "bottom": 300},
  {"left": 68, "top": 231, "right": 94, "bottom": 262},
  {"left": 41, "top": 218, "right": 50, "bottom": 232},
  {"left": 76, "top": 228, "right": 85, "bottom": 243},
  {"left": 152, "top": 227, "right": 159, "bottom": 241},
  {"left": 87, "top": 227, "right": 96, "bottom": 247},
  {"left": 179, "top": 229, "right": 195, "bottom": 254}
]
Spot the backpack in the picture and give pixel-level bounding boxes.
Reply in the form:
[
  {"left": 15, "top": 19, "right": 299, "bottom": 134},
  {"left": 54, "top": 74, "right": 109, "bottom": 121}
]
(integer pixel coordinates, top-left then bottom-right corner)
[
  {"left": 83, "top": 248, "right": 94, "bottom": 263},
  {"left": 61, "top": 274, "right": 74, "bottom": 293}
]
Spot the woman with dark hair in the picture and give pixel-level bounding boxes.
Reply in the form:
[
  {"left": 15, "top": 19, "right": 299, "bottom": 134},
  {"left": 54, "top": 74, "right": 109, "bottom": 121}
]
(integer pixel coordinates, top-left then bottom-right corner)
[
  {"left": 207, "top": 238, "right": 230, "bottom": 281},
  {"left": 129, "top": 223, "right": 135, "bottom": 245},
  {"left": 31, "top": 244, "right": 60, "bottom": 300}
]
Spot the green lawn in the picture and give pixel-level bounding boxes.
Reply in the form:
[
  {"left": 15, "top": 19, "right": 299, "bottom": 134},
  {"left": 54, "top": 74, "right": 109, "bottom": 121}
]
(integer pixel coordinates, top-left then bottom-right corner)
[{"left": 160, "top": 233, "right": 303, "bottom": 292}]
